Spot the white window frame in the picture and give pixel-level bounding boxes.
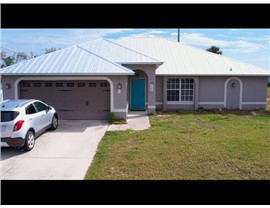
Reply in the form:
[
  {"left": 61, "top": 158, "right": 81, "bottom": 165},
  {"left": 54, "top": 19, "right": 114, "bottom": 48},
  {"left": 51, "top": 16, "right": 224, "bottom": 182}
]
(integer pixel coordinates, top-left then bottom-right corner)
[{"left": 166, "top": 78, "right": 194, "bottom": 105}]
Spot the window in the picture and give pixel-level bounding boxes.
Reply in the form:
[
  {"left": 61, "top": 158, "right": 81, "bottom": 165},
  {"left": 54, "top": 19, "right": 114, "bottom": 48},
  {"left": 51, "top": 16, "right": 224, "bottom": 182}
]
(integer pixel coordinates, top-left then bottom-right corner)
[
  {"left": 26, "top": 104, "right": 37, "bottom": 115},
  {"left": 167, "top": 79, "right": 180, "bottom": 101},
  {"left": 56, "top": 82, "right": 64, "bottom": 87},
  {"left": 44, "top": 82, "right": 52, "bottom": 87},
  {"left": 67, "top": 82, "right": 74, "bottom": 87},
  {"left": 34, "top": 102, "right": 47, "bottom": 112},
  {"left": 78, "top": 83, "right": 85, "bottom": 87},
  {"left": 89, "top": 82, "right": 96, "bottom": 87},
  {"left": 22, "top": 82, "right": 31, "bottom": 87},
  {"left": 167, "top": 78, "right": 194, "bottom": 102},
  {"left": 100, "top": 82, "right": 108, "bottom": 87},
  {"left": 180, "top": 79, "right": 194, "bottom": 102},
  {"left": 33, "top": 82, "right": 41, "bottom": 87},
  {"left": 1, "top": 111, "right": 19, "bottom": 122}
]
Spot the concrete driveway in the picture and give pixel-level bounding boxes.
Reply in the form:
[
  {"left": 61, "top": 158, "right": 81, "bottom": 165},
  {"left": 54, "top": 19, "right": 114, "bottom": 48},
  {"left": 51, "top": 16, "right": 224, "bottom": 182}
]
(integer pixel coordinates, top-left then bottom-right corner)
[{"left": 0, "top": 120, "right": 108, "bottom": 180}]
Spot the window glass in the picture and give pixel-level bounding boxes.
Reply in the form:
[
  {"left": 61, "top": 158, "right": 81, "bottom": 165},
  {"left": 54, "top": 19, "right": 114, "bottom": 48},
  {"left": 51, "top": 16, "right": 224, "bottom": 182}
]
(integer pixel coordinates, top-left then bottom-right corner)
[
  {"left": 167, "top": 78, "right": 180, "bottom": 101},
  {"left": 100, "top": 82, "right": 108, "bottom": 87},
  {"left": 167, "top": 78, "right": 194, "bottom": 102},
  {"left": 180, "top": 79, "right": 194, "bottom": 102},
  {"left": 26, "top": 104, "right": 37, "bottom": 114},
  {"left": 78, "top": 83, "right": 85, "bottom": 87},
  {"left": 1, "top": 111, "right": 19, "bottom": 122},
  {"left": 67, "top": 82, "right": 74, "bottom": 87},
  {"left": 22, "top": 82, "right": 31, "bottom": 87},
  {"left": 34, "top": 102, "right": 47, "bottom": 112},
  {"left": 56, "top": 82, "right": 64, "bottom": 87},
  {"left": 34, "top": 82, "right": 41, "bottom": 87},
  {"left": 44, "top": 82, "right": 52, "bottom": 87},
  {"left": 89, "top": 82, "right": 97, "bottom": 87}
]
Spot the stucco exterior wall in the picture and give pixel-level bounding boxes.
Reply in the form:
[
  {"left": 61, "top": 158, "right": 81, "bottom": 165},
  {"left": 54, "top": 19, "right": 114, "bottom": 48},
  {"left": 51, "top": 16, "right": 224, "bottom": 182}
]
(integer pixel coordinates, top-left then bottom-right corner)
[
  {"left": 156, "top": 76, "right": 163, "bottom": 103},
  {"left": 241, "top": 76, "right": 267, "bottom": 102},
  {"left": 156, "top": 76, "right": 268, "bottom": 111},
  {"left": 1, "top": 75, "right": 268, "bottom": 116},
  {"left": 198, "top": 76, "right": 268, "bottom": 109},
  {"left": 199, "top": 77, "right": 226, "bottom": 102},
  {"left": 123, "top": 64, "right": 158, "bottom": 113}
]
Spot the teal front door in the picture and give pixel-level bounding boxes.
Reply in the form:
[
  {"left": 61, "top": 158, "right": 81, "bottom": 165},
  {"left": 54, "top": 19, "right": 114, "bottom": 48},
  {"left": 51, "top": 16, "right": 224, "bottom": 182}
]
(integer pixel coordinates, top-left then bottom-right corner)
[{"left": 130, "top": 78, "right": 145, "bottom": 110}]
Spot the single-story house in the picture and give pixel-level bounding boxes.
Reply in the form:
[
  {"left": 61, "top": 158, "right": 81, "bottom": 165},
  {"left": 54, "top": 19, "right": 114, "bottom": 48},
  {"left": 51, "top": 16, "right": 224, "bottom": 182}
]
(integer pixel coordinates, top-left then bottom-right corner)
[{"left": 1, "top": 37, "right": 269, "bottom": 120}]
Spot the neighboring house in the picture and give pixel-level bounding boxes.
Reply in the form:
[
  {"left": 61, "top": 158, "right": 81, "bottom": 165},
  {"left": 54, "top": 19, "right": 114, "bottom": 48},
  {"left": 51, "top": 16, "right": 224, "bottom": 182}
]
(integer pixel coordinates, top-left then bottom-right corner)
[{"left": 1, "top": 37, "right": 270, "bottom": 120}]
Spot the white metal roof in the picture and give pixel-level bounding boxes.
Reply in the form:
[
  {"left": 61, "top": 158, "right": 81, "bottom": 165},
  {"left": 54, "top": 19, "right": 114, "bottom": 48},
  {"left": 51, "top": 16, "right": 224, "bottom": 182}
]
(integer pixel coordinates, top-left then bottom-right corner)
[
  {"left": 1, "top": 37, "right": 269, "bottom": 76},
  {"left": 79, "top": 38, "right": 162, "bottom": 65},
  {"left": 0, "top": 38, "right": 164, "bottom": 76},
  {"left": 115, "top": 37, "right": 270, "bottom": 76},
  {"left": 0, "top": 44, "right": 135, "bottom": 75}
]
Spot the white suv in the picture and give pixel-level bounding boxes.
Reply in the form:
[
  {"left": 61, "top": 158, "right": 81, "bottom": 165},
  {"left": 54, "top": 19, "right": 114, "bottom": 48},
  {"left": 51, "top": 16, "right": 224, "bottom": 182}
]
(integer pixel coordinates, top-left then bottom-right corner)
[{"left": 1, "top": 99, "right": 58, "bottom": 151}]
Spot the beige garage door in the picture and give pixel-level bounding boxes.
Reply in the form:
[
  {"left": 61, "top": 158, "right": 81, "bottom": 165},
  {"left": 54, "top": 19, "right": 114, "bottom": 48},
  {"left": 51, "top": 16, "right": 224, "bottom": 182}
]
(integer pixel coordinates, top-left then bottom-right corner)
[{"left": 20, "top": 80, "right": 110, "bottom": 120}]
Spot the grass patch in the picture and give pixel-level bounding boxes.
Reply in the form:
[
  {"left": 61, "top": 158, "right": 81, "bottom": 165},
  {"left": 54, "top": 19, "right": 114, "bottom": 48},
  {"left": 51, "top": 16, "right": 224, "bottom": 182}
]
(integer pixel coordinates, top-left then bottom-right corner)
[
  {"left": 85, "top": 109, "right": 270, "bottom": 180},
  {"left": 108, "top": 113, "right": 126, "bottom": 124},
  {"left": 267, "top": 87, "right": 270, "bottom": 110}
]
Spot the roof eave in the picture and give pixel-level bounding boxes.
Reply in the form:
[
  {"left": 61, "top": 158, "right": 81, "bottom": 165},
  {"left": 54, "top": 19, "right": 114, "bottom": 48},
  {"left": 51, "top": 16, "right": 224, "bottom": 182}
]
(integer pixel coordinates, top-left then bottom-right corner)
[
  {"left": 156, "top": 73, "right": 270, "bottom": 76},
  {"left": 118, "top": 62, "right": 163, "bottom": 66},
  {"left": 1, "top": 72, "right": 135, "bottom": 76}
]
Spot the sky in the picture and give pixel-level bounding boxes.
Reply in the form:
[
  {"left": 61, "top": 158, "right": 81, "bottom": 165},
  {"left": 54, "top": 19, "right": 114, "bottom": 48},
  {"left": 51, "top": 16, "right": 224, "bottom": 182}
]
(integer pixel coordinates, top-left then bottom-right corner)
[{"left": 1, "top": 29, "right": 270, "bottom": 71}]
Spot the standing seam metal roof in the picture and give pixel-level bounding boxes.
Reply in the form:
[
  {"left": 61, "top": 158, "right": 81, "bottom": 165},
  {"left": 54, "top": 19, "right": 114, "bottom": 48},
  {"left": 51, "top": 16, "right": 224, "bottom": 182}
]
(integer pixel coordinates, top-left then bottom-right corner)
[
  {"left": 115, "top": 37, "right": 270, "bottom": 76},
  {"left": 1, "top": 37, "right": 269, "bottom": 76},
  {"left": 0, "top": 38, "right": 162, "bottom": 75}
]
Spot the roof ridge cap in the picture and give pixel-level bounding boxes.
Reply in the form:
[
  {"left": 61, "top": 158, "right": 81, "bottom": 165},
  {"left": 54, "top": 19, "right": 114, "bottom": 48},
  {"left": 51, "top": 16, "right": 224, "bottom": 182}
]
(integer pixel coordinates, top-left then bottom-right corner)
[
  {"left": 76, "top": 45, "right": 133, "bottom": 73},
  {"left": 104, "top": 38, "right": 162, "bottom": 62}
]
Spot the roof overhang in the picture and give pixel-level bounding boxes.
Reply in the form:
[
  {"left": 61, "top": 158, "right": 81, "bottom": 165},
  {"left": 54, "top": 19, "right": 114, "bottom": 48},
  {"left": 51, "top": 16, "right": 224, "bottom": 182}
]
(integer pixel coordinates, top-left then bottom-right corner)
[
  {"left": 1, "top": 72, "right": 135, "bottom": 76},
  {"left": 156, "top": 74, "right": 270, "bottom": 76},
  {"left": 118, "top": 62, "right": 163, "bottom": 66}
]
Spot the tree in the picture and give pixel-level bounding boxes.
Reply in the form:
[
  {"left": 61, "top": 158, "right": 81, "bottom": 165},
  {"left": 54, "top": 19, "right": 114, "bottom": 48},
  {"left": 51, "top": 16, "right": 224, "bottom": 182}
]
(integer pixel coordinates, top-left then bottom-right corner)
[
  {"left": 1, "top": 51, "right": 15, "bottom": 68},
  {"left": 206, "top": 46, "right": 222, "bottom": 55},
  {"left": 15, "top": 52, "right": 28, "bottom": 63},
  {"left": 45, "top": 48, "right": 60, "bottom": 54},
  {"left": 1, "top": 51, "right": 28, "bottom": 68}
]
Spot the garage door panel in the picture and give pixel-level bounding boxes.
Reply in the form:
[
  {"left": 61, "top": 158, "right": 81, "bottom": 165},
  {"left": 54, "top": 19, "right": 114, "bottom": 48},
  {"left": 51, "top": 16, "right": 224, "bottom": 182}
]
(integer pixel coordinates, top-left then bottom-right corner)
[{"left": 20, "top": 80, "right": 110, "bottom": 120}]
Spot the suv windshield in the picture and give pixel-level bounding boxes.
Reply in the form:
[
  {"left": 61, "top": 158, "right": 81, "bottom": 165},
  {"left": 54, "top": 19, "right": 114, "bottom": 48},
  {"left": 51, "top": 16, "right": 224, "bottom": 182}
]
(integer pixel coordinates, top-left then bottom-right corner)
[{"left": 1, "top": 111, "right": 19, "bottom": 122}]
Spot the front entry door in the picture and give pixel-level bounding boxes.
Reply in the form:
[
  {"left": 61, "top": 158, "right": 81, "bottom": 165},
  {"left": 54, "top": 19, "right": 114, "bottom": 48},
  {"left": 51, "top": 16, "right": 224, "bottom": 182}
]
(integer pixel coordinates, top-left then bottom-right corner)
[{"left": 130, "top": 78, "right": 145, "bottom": 110}]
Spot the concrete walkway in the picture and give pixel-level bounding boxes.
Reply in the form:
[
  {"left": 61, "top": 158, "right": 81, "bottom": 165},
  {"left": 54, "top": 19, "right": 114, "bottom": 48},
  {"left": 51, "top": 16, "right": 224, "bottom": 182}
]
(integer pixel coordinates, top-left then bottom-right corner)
[{"left": 107, "top": 111, "right": 151, "bottom": 131}]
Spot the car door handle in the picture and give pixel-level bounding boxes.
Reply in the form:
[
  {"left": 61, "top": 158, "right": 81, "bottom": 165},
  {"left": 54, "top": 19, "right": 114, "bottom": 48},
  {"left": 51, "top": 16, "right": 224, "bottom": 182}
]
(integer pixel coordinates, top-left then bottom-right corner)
[
  {"left": 41, "top": 115, "right": 45, "bottom": 117},
  {"left": 29, "top": 118, "right": 33, "bottom": 121}
]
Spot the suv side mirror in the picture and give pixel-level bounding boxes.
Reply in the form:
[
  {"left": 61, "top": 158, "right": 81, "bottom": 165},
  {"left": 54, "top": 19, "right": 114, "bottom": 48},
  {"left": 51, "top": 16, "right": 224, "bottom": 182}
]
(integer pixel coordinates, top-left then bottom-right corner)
[{"left": 46, "top": 106, "right": 52, "bottom": 112}]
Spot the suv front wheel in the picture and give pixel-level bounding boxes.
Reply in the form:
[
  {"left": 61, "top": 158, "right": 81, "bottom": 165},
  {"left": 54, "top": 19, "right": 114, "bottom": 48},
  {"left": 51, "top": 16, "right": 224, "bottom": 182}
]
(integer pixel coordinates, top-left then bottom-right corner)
[
  {"left": 23, "top": 131, "right": 35, "bottom": 151},
  {"left": 50, "top": 115, "right": 58, "bottom": 130}
]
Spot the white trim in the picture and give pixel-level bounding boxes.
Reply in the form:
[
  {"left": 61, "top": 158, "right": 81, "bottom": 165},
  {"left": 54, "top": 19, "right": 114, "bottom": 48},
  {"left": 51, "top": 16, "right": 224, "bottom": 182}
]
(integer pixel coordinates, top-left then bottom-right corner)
[
  {"left": 167, "top": 101, "right": 194, "bottom": 105},
  {"left": 14, "top": 76, "right": 115, "bottom": 112},
  {"left": 224, "top": 77, "right": 243, "bottom": 109},
  {"left": 117, "top": 62, "right": 163, "bottom": 65},
  {"left": 198, "top": 102, "right": 225, "bottom": 105},
  {"left": 3, "top": 73, "right": 133, "bottom": 76},
  {"left": 148, "top": 105, "right": 156, "bottom": 109},
  {"left": 241, "top": 102, "right": 266, "bottom": 105},
  {"left": 157, "top": 74, "right": 270, "bottom": 76},
  {"left": 111, "top": 109, "right": 127, "bottom": 113}
]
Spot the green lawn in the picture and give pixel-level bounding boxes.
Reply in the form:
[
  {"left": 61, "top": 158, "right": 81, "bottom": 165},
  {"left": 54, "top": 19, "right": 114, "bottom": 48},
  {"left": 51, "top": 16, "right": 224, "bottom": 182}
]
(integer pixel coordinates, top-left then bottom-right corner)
[
  {"left": 85, "top": 109, "right": 270, "bottom": 180},
  {"left": 267, "top": 87, "right": 270, "bottom": 110}
]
